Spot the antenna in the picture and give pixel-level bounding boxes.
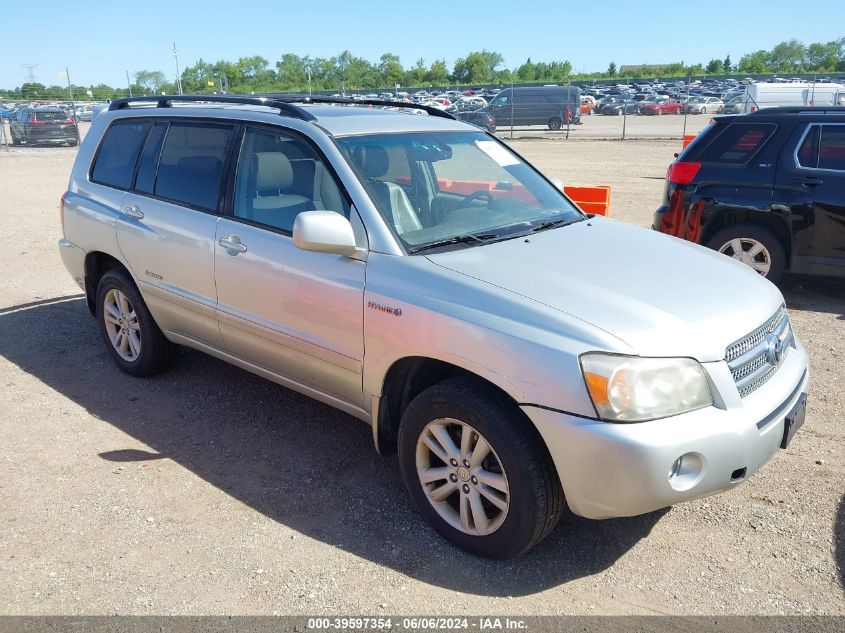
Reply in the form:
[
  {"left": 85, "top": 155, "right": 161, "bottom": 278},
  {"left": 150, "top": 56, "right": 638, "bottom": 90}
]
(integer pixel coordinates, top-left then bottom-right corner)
[{"left": 21, "top": 64, "right": 38, "bottom": 83}]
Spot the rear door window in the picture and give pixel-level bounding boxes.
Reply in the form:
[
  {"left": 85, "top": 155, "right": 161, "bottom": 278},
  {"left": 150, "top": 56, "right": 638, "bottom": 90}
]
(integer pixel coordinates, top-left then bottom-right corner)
[
  {"left": 796, "top": 125, "right": 820, "bottom": 168},
  {"left": 698, "top": 123, "right": 776, "bottom": 164},
  {"left": 796, "top": 125, "right": 845, "bottom": 171},
  {"left": 153, "top": 121, "right": 235, "bottom": 211},
  {"left": 91, "top": 119, "right": 152, "bottom": 189},
  {"left": 818, "top": 125, "right": 845, "bottom": 171}
]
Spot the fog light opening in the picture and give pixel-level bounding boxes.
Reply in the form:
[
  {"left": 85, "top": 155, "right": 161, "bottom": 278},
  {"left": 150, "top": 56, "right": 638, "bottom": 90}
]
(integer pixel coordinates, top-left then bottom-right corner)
[
  {"left": 668, "top": 452, "right": 705, "bottom": 491},
  {"left": 730, "top": 467, "right": 747, "bottom": 483}
]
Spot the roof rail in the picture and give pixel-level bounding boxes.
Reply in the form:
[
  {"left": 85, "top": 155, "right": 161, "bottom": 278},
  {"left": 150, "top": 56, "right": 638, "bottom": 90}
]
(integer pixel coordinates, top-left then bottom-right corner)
[
  {"left": 269, "top": 95, "right": 457, "bottom": 120},
  {"left": 107, "top": 95, "right": 317, "bottom": 122},
  {"left": 748, "top": 106, "right": 845, "bottom": 115},
  {"left": 107, "top": 94, "right": 458, "bottom": 122}
]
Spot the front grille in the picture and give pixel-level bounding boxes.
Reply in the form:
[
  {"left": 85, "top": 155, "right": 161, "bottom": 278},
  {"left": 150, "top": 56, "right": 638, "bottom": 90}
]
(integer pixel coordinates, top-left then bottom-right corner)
[{"left": 726, "top": 305, "right": 793, "bottom": 398}]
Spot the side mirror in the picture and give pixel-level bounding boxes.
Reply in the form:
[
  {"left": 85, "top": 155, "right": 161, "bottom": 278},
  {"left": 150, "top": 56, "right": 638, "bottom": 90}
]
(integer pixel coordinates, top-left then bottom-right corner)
[{"left": 293, "top": 211, "right": 359, "bottom": 256}]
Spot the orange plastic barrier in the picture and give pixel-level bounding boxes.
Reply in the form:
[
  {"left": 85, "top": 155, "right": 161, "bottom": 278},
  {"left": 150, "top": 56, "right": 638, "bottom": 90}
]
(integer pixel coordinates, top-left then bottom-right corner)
[
  {"left": 564, "top": 185, "right": 611, "bottom": 216},
  {"left": 394, "top": 175, "right": 612, "bottom": 216},
  {"left": 682, "top": 134, "right": 696, "bottom": 149}
]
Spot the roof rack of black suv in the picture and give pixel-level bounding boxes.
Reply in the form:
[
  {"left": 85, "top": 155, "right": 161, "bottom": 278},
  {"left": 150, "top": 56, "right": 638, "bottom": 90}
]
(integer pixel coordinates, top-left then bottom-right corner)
[
  {"left": 107, "top": 94, "right": 456, "bottom": 122},
  {"left": 749, "top": 106, "right": 845, "bottom": 115}
]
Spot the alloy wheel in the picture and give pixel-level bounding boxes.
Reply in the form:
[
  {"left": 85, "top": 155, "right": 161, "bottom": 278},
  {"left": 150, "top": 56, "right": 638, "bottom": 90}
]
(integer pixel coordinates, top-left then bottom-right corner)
[
  {"left": 102, "top": 288, "right": 142, "bottom": 361},
  {"left": 415, "top": 418, "right": 509, "bottom": 536}
]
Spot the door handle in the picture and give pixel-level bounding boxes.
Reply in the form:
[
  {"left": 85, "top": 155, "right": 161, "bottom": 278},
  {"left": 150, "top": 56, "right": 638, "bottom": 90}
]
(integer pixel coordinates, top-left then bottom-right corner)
[
  {"left": 797, "top": 176, "right": 823, "bottom": 187},
  {"left": 121, "top": 204, "right": 144, "bottom": 219},
  {"left": 218, "top": 235, "right": 247, "bottom": 253}
]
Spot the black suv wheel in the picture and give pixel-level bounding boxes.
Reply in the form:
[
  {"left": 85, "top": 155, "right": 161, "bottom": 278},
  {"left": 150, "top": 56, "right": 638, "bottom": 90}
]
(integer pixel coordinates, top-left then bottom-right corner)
[{"left": 706, "top": 224, "right": 786, "bottom": 283}]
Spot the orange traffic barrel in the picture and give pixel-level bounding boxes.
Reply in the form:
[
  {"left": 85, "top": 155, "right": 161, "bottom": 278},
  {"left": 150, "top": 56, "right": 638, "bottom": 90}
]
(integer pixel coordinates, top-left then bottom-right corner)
[
  {"left": 682, "top": 134, "right": 696, "bottom": 149},
  {"left": 564, "top": 185, "right": 611, "bottom": 216}
]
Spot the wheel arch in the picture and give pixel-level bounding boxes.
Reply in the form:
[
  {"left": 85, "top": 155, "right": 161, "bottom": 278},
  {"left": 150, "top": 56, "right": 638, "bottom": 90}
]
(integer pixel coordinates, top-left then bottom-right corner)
[
  {"left": 84, "top": 251, "right": 132, "bottom": 316},
  {"left": 373, "top": 356, "right": 527, "bottom": 456},
  {"left": 701, "top": 208, "right": 793, "bottom": 261}
]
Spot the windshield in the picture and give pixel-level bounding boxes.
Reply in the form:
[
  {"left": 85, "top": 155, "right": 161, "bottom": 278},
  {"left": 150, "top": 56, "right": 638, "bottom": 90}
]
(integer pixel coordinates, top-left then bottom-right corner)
[{"left": 336, "top": 131, "right": 583, "bottom": 253}]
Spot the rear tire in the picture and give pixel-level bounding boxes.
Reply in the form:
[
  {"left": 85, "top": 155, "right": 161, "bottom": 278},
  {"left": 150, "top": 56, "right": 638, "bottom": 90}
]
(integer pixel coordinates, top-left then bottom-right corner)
[
  {"left": 706, "top": 224, "right": 786, "bottom": 284},
  {"left": 96, "top": 269, "right": 176, "bottom": 376},
  {"left": 398, "top": 377, "right": 564, "bottom": 558}
]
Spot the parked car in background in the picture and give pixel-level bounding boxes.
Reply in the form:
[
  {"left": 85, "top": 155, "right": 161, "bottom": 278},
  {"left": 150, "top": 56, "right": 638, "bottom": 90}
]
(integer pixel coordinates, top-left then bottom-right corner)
[
  {"left": 453, "top": 108, "right": 496, "bottom": 132},
  {"left": 683, "top": 97, "right": 724, "bottom": 114},
  {"left": 454, "top": 96, "right": 487, "bottom": 111},
  {"left": 599, "top": 98, "right": 639, "bottom": 115},
  {"left": 580, "top": 95, "right": 597, "bottom": 115},
  {"left": 654, "top": 107, "right": 845, "bottom": 283},
  {"left": 480, "top": 85, "right": 581, "bottom": 129},
  {"left": 638, "top": 97, "right": 682, "bottom": 115},
  {"left": 75, "top": 106, "right": 94, "bottom": 122},
  {"left": 741, "top": 82, "right": 845, "bottom": 113},
  {"left": 9, "top": 106, "right": 79, "bottom": 146},
  {"left": 1, "top": 105, "right": 15, "bottom": 122},
  {"left": 722, "top": 96, "right": 743, "bottom": 114}
]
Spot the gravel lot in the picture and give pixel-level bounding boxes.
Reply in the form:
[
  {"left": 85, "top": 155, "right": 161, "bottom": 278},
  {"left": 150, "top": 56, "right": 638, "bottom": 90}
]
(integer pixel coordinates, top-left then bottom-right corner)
[{"left": 0, "top": 116, "right": 843, "bottom": 616}]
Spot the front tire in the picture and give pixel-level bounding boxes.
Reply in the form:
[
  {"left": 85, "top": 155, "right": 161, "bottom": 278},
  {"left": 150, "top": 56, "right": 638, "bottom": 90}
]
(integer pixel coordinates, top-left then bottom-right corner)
[
  {"left": 96, "top": 269, "right": 176, "bottom": 376},
  {"left": 706, "top": 224, "right": 786, "bottom": 283},
  {"left": 398, "top": 378, "right": 564, "bottom": 558},
  {"left": 548, "top": 117, "right": 562, "bottom": 131}
]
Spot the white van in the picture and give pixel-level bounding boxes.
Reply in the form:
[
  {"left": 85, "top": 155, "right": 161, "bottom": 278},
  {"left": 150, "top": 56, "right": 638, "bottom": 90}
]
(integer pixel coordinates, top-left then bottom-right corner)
[{"left": 741, "top": 82, "right": 845, "bottom": 113}]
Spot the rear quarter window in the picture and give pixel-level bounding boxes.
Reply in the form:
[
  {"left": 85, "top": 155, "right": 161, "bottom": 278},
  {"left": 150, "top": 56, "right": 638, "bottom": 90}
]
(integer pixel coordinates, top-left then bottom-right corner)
[
  {"left": 697, "top": 123, "right": 777, "bottom": 164},
  {"left": 91, "top": 119, "right": 152, "bottom": 189}
]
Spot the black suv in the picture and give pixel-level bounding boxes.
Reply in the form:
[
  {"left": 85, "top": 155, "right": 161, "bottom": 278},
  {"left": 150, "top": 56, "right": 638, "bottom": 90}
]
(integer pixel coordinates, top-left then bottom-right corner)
[
  {"left": 654, "top": 107, "right": 845, "bottom": 283},
  {"left": 10, "top": 106, "right": 79, "bottom": 146}
]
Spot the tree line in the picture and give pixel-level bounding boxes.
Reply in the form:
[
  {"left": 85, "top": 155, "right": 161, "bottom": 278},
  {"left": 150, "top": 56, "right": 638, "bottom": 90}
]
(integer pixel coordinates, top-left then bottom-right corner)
[{"left": 3, "top": 38, "right": 843, "bottom": 102}]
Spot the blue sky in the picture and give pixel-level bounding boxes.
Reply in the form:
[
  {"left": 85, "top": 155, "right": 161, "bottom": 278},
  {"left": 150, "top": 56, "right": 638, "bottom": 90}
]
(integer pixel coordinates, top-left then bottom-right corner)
[{"left": 4, "top": 0, "right": 842, "bottom": 88}]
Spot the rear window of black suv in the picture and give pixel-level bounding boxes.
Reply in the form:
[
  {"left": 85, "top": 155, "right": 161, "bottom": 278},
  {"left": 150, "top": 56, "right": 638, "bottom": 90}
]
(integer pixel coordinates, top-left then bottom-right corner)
[{"left": 697, "top": 123, "right": 777, "bottom": 164}]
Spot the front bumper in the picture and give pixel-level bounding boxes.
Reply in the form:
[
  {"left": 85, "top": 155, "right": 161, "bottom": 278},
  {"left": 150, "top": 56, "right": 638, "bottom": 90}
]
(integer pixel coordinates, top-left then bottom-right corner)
[{"left": 524, "top": 339, "right": 809, "bottom": 519}]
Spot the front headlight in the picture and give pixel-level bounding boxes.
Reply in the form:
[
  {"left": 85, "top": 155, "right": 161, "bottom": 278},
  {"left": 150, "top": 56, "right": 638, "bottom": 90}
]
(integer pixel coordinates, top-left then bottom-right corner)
[{"left": 580, "top": 353, "right": 713, "bottom": 422}]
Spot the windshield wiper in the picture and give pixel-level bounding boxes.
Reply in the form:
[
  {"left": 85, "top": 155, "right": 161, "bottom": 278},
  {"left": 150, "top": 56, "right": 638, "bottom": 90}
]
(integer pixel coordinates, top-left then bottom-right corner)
[
  {"left": 409, "top": 233, "right": 500, "bottom": 254},
  {"left": 530, "top": 216, "right": 585, "bottom": 233}
]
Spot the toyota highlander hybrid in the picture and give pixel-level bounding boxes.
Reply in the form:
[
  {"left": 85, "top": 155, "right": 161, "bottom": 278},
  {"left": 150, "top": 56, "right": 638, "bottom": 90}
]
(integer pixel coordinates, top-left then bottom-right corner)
[{"left": 58, "top": 95, "right": 809, "bottom": 558}]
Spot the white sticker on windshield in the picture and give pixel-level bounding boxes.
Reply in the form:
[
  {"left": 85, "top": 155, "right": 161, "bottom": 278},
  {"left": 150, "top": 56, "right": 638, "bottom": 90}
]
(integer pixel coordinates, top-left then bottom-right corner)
[{"left": 475, "top": 140, "right": 520, "bottom": 167}]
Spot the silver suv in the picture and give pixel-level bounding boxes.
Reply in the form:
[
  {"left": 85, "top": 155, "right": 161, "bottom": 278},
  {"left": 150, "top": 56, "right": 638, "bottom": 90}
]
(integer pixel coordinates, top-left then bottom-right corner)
[{"left": 59, "top": 95, "right": 809, "bottom": 558}]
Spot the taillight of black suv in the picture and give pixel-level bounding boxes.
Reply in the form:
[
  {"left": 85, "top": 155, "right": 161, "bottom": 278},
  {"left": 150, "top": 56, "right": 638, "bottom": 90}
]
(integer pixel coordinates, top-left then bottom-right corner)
[{"left": 654, "top": 108, "right": 845, "bottom": 283}]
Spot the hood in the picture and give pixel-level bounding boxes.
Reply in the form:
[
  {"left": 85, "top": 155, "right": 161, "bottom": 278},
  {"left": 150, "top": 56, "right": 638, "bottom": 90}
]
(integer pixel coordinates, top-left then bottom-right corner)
[{"left": 426, "top": 217, "right": 784, "bottom": 362}]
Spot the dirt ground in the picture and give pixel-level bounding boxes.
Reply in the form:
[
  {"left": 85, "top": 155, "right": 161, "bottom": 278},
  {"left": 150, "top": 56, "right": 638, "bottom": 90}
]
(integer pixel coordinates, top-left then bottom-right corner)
[{"left": 0, "top": 121, "right": 843, "bottom": 616}]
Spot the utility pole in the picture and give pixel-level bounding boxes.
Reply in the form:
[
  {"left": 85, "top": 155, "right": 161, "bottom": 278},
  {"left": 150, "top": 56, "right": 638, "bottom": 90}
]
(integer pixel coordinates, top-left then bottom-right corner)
[
  {"left": 126, "top": 70, "right": 133, "bottom": 97},
  {"left": 173, "top": 43, "right": 183, "bottom": 95},
  {"left": 305, "top": 65, "right": 312, "bottom": 96},
  {"left": 63, "top": 67, "right": 81, "bottom": 145}
]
